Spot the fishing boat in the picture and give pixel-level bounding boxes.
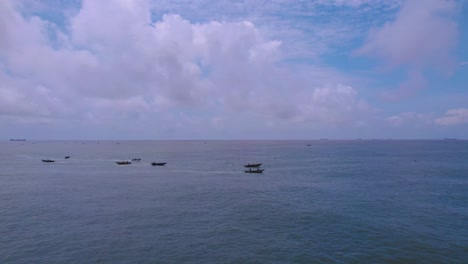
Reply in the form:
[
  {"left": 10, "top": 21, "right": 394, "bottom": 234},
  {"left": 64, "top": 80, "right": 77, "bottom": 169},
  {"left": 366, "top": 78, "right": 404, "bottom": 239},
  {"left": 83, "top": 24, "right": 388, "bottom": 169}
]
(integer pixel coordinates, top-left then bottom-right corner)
[
  {"left": 132, "top": 158, "right": 141, "bottom": 162},
  {"left": 116, "top": 161, "right": 131, "bottom": 165},
  {"left": 42, "top": 159, "right": 55, "bottom": 163},
  {"left": 244, "top": 163, "right": 262, "bottom": 168},
  {"left": 245, "top": 168, "right": 264, "bottom": 173},
  {"left": 151, "top": 162, "right": 167, "bottom": 166},
  {"left": 64, "top": 156, "right": 70, "bottom": 159}
]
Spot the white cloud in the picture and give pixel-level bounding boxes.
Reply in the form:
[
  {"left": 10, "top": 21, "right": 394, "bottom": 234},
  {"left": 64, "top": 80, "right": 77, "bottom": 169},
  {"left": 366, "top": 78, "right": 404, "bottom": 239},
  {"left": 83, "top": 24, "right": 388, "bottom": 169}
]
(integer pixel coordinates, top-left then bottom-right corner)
[
  {"left": 388, "top": 108, "right": 468, "bottom": 127},
  {"left": 0, "top": 0, "right": 373, "bottom": 137},
  {"left": 356, "top": 0, "right": 459, "bottom": 98},
  {"left": 387, "top": 112, "right": 433, "bottom": 126},
  {"left": 147, "top": 0, "right": 402, "bottom": 61},
  {"left": 435, "top": 108, "right": 468, "bottom": 125},
  {"left": 381, "top": 70, "right": 427, "bottom": 101},
  {"left": 357, "top": 0, "right": 458, "bottom": 70},
  {"left": 318, "top": 0, "right": 402, "bottom": 8},
  {"left": 295, "top": 84, "right": 373, "bottom": 124}
]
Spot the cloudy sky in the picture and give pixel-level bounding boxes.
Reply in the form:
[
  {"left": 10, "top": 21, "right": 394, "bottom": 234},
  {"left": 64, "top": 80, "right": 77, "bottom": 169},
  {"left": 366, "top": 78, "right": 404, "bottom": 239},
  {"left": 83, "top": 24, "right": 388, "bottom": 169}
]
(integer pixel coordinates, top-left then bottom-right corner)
[{"left": 1, "top": 0, "right": 467, "bottom": 139}]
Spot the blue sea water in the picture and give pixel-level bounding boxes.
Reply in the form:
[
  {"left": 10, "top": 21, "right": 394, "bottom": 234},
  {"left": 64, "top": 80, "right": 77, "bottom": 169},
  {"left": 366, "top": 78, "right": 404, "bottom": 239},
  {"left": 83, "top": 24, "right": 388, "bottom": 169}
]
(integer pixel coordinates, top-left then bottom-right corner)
[{"left": 0, "top": 140, "right": 467, "bottom": 263}]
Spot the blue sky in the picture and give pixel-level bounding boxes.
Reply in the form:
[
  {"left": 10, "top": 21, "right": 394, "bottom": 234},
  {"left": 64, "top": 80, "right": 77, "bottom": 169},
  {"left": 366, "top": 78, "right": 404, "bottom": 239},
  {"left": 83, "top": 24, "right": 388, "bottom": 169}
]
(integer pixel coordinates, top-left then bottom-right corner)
[{"left": 0, "top": 0, "right": 467, "bottom": 139}]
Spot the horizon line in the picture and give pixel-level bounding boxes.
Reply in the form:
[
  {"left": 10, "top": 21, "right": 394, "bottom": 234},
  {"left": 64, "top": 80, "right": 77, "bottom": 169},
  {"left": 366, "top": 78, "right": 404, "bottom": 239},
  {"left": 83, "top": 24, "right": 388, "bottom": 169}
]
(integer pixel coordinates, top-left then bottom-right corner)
[{"left": 4, "top": 138, "right": 466, "bottom": 141}]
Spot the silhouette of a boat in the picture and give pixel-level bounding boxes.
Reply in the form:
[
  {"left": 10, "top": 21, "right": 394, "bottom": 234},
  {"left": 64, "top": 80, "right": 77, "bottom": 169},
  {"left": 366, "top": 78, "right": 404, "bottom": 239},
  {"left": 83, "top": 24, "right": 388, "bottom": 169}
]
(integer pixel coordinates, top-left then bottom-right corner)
[
  {"left": 116, "top": 161, "right": 131, "bottom": 165},
  {"left": 245, "top": 168, "right": 264, "bottom": 173},
  {"left": 244, "top": 163, "right": 262, "bottom": 168}
]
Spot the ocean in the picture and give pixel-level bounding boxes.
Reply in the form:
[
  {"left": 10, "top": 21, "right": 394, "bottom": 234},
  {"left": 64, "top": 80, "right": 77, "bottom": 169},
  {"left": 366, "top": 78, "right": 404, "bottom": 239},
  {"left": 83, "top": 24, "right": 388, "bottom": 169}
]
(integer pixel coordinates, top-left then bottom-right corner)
[{"left": 1, "top": 140, "right": 467, "bottom": 263}]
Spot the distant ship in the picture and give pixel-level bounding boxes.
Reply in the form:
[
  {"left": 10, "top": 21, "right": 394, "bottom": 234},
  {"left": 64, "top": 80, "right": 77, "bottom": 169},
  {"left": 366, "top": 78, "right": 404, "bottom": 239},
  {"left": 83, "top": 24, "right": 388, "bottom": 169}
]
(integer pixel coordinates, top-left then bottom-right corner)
[{"left": 10, "top": 139, "right": 26, "bottom": 141}]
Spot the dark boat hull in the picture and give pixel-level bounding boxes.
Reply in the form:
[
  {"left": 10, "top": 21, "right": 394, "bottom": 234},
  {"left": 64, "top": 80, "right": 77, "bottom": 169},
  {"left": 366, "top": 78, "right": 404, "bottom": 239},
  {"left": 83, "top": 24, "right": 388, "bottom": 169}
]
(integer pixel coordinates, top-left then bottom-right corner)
[
  {"left": 244, "top": 163, "right": 262, "bottom": 168},
  {"left": 245, "top": 169, "right": 264, "bottom": 173},
  {"left": 116, "top": 161, "right": 131, "bottom": 165},
  {"left": 151, "top": 162, "right": 167, "bottom": 166},
  {"left": 42, "top": 159, "right": 55, "bottom": 163}
]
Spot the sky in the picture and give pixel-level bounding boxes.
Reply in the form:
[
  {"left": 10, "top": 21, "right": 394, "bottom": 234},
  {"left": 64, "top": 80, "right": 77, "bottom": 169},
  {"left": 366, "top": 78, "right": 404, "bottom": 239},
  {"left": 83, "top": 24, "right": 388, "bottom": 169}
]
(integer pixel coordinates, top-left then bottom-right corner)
[{"left": 0, "top": 0, "right": 467, "bottom": 140}]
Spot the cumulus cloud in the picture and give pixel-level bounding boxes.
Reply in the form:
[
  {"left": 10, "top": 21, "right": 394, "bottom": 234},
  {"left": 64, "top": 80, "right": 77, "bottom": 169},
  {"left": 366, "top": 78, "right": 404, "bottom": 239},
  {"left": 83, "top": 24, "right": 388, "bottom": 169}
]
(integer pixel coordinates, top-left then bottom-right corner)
[
  {"left": 356, "top": 0, "right": 459, "bottom": 99},
  {"left": 357, "top": 0, "right": 458, "bottom": 70},
  {"left": 295, "top": 84, "right": 372, "bottom": 124},
  {"left": 0, "top": 0, "right": 372, "bottom": 137},
  {"left": 388, "top": 108, "right": 468, "bottom": 127},
  {"left": 320, "top": 0, "right": 401, "bottom": 8},
  {"left": 381, "top": 70, "right": 427, "bottom": 101},
  {"left": 387, "top": 112, "right": 433, "bottom": 126},
  {"left": 435, "top": 108, "right": 468, "bottom": 125}
]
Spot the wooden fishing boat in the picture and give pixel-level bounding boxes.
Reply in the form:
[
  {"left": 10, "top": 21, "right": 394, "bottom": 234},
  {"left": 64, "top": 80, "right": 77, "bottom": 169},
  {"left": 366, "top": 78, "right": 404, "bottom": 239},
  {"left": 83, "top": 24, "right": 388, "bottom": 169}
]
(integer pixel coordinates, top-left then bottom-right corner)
[
  {"left": 244, "top": 163, "right": 262, "bottom": 168},
  {"left": 116, "top": 161, "right": 131, "bottom": 165},
  {"left": 244, "top": 168, "right": 264, "bottom": 173}
]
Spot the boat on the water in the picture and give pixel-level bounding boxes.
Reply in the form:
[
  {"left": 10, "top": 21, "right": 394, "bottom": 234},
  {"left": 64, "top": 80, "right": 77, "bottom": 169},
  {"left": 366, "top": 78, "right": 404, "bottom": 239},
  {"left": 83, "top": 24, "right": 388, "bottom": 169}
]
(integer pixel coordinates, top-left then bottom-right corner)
[
  {"left": 42, "top": 159, "right": 55, "bottom": 163},
  {"left": 64, "top": 156, "right": 70, "bottom": 159},
  {"left": 116, "top": 161, "right": 131, "bottom": 165},
  {"left": 151, "top": 162, "right": 167, "bottom": 166},
  {"left": 132, "top": 158, "right": 141, "bottom": 162},
  {"left": 244, "top": 163, "right": 262, "bottom": 168},
  {"left": 245, "top": 168, "right": 264, "bottom": 173}
]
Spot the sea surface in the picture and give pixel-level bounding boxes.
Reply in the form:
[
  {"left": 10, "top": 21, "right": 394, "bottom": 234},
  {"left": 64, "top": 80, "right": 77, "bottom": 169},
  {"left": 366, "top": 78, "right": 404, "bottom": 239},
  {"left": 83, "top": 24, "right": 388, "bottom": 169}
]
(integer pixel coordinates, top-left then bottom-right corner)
[{"left": 1, "top": 140, "right": 467, "bottom": 263}]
